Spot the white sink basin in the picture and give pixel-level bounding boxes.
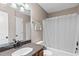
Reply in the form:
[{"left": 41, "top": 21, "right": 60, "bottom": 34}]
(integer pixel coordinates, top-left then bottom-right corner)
[{"left": 12, "top": 47, "right": 33, "bottom": 56}]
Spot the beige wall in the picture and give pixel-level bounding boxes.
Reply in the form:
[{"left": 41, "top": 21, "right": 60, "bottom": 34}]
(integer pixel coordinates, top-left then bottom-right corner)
[
  {"left": 29, "top": 3, "right": 48, "bottom": 43},
  {"left": 0, "top": 4, "right": 30, "bottom": 43},
  {"left": 48, "top": 5, "right": 79, "bottom": 18}
]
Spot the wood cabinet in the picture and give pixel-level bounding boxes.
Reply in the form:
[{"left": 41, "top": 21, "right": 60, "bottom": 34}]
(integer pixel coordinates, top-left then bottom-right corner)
[{"left": 32, "top": 48, "right": 43, "bottom": 56}]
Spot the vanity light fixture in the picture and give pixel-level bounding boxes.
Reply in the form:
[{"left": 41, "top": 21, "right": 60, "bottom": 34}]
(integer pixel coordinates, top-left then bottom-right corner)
[
  {"left": 6, "top": 3, "right": 30, "bottom": 12},
  {"left": 10, "top": 3, "right": 17, "bottom": 9},
  {"left": 20, "top": 6, "right": 25, "bottom": 12},
  {"left": 24, "top": 4, "right": 30, "bottom": 11},
  {"left": 4, "top": 3, "right": 30, "bottom": 15}
]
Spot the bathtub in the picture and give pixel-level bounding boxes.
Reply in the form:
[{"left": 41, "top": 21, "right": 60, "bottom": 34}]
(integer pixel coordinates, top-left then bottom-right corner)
[
  {"left": 44, "top": 47, "right": 77, "bottom": 56},
  {"left": 35, "top": 41, "right": 77, "bottom": 56}
]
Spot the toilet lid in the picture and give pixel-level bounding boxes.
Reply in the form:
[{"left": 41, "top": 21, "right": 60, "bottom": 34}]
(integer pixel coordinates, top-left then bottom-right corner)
[{"left": 36, "top": 41, "right": 43, "bottom": 44}]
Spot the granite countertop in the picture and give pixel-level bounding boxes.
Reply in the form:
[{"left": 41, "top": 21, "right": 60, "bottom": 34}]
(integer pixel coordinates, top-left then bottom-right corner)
[{"left": 0, "top": 43, "right": 43, "bottom": 56}]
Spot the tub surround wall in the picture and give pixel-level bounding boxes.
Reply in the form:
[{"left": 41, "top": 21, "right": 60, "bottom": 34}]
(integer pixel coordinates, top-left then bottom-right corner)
[
  {"left": 29, "top": 3, "right": 48, "bottom": 43},
  {"left": 43, "top": 14, "right": 78, "bottom": 53},
  {"left": 43, "top": 5, "right": 79, "bottom": 54}
]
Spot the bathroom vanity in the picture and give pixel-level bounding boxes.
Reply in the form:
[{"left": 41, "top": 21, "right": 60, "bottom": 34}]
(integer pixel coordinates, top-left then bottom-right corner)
[{"left": 0, "top": 43, "right": 43, "bottom": 56}]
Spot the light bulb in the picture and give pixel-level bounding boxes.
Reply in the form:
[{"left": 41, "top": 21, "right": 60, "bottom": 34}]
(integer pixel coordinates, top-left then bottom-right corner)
[
  {"left": 24, "top": 4, "right": 30, "bottom": 10},
  {"left": 10, "top": 3, "right": 17, "bottom": 9},
  {"left": 20, "top": 7, "right": 24, "bottom": 12}
]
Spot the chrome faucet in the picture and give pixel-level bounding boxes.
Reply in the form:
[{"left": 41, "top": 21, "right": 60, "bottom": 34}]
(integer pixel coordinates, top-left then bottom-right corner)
[{"left": 12, "top": 39, "right": 21, "bottom": 48}]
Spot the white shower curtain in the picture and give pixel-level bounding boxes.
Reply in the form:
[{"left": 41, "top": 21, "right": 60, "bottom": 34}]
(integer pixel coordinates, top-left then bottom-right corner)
[{"left": 43, "top": 13, "right": 78, "bottom": 53}]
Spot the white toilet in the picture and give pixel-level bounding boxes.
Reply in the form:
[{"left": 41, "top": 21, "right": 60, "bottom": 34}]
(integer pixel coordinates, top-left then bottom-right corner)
[
  {"left": 36, "top": 41, "right": 52, "bottom": 56},
  {"left": 36, "top": 41, "right": 44, "bottom": 45}
]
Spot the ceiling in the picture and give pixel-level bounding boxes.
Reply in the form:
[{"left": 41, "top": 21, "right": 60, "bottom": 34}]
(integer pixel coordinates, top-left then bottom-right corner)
[{"left": 39, "top": 3, "right": 79, "bottom": 13}]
